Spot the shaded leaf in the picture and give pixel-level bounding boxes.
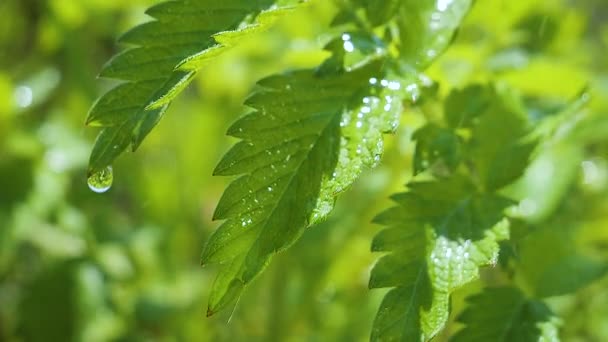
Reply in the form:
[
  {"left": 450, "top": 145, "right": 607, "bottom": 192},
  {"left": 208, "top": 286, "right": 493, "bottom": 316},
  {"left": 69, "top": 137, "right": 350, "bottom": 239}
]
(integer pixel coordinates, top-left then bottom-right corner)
[
  {"left": 452, "top": 287, "right": 560, "bottom": 342},
  {"left": 412, "top": 124, "right": 463, "bottom": 176},
  {"left": 444, "top": 84, "right": 536, "bottom": 191},
  {"left": 517, "top": 225, "right": 608, "bottom": 298}
]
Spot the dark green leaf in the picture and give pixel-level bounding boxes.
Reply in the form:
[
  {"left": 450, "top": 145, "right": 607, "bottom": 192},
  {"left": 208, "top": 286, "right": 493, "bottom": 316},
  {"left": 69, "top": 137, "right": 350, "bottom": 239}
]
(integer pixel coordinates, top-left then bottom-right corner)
[
  {"left": 412, "top": 124, "right": 463, "bottom": 176},
  {"left": 203, "top": 60, "right": 410, "bottom": 314},
  {"left": 452, "top": 287, "right": 560, "bottom": 342}
]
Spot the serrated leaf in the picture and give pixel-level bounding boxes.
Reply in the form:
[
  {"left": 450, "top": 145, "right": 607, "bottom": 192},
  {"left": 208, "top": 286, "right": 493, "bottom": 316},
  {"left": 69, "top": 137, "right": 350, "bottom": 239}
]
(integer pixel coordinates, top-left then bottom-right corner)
[
  {"left": 203, "top": 59, "right": 412, "bottom": 314},
  {"left": 86, "top": 0, "right": 306, "bottom": 173},
  {"left": 452, "top": 287, "right": 560, "bottom": 342},
  {"left": 467, "top": 84, "right": 537, "bottom": 191},
  {"left": 414, "top": 84, "right": 536, "bottom": 188},
  {"left": 370, "top": 176, "right": 512, "bottom": 341}
]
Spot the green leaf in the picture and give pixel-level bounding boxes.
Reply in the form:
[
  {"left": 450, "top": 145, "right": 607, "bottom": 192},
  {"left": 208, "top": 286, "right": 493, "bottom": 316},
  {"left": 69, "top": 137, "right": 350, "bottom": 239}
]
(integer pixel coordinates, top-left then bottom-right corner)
[
  {"left": 370, "top": 176, "right": 512, "bottom": 341},
  {"left": 86, "top": 0, "right": 305, "bottom": 173},
  {"left": 203, "top": 59, "right": 411, "bottom": 315},
  {"left": 517, "top": 225, "right": 608, "bottom": 298},
  {"left": 444, "top": 84, "right": 492, "bottom": 129},
  {"left": 414, "top": 84, "right": 536, "bottom": 189},
  {"left": 467, "top": 84, "right": 536, "bottom": 191},
  {"left": 394, "top": 0, "right": 473, "bottom": 68},
  {"left": 362, "top": 0, "right": 403, "bottom": 27},
  {"left": 452, "top": 287, "right": 560, "bottom": 342},
  {"left": 412, "top": 124, "right": 463, "bottom": 176}
]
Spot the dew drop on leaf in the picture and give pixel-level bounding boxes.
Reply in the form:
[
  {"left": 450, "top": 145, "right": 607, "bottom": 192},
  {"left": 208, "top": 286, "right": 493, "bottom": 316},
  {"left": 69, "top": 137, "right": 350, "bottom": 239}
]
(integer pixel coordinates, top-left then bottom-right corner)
[{"left": 87, "top": 166, "right": 113, "bottom": 193}]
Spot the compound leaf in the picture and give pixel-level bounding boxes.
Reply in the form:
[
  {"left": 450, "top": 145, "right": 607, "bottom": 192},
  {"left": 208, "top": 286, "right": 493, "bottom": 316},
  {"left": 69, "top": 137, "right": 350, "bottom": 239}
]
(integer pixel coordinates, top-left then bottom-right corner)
[
  {"left": 86, "top": 0, "right": 306, "bottom": 174},
  {"left": 203, "top": 58, "right": 411, "bottom": 314},
  {"left": 370, "top": 176, "right": 512, "bottom": 341}
]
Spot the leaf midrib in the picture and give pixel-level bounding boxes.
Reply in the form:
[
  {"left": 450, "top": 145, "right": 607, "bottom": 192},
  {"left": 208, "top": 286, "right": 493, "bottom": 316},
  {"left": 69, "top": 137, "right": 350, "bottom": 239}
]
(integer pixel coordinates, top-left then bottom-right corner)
[{"left": 236, "top": 106, "right": 340, "bottom": 275}]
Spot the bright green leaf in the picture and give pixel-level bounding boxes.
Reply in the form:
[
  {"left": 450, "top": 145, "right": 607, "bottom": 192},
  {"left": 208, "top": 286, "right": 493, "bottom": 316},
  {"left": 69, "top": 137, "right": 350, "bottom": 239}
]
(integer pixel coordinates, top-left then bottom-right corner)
[
  {"left": 370, "top": 176, "right": 512, "bottom": 341},
  {"left": 86, "top": 0, "right": 306, "bottom": 173}
]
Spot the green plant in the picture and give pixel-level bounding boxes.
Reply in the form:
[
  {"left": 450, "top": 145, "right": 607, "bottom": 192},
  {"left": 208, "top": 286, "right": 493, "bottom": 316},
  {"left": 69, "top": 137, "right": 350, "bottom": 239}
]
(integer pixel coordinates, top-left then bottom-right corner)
[{"left": 84, "top": 0, "right": 608, "bottom": 340}]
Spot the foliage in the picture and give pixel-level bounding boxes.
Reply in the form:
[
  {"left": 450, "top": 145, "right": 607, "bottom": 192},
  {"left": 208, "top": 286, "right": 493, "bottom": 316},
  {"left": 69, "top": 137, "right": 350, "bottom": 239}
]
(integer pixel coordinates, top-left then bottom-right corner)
[{"left": 1, "top": 0, "right": 607, "bottom": 341}]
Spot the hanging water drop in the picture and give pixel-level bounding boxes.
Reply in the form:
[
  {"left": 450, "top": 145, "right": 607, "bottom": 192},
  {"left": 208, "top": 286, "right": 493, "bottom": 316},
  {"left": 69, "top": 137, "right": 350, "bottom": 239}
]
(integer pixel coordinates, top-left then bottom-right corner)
[{"left": 87, "top": 166, "right": 113, "bottom": 193}]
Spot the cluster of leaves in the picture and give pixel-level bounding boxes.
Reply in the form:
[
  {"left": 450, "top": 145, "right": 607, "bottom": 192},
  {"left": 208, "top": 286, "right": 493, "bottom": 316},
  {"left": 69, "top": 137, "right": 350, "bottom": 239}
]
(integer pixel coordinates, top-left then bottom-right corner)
[{"left": 85, "top": 0, "right": 608, "bottom": 340}]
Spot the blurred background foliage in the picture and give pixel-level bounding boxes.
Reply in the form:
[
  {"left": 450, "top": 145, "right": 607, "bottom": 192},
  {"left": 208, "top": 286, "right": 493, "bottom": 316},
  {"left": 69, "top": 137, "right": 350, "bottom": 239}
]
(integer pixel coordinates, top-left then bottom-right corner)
[{"left": 0, "top": 0, "right": 607, "bottom": 341}]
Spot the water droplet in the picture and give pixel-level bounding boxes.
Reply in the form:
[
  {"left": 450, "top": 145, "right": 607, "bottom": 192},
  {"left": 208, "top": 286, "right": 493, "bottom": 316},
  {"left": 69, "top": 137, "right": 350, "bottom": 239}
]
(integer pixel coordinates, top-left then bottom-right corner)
[
  {"left": 341, "top": 33, "right": 355, "bottom": 52},
  {"left": 436, "top": 0, "right": 453, "bottom": 12},
  {"left": 267, "top": 186, "right": 273, "bottom": 192},
  {"left": 388, "top": 81, "right": 401, "bottom": 91},
  {"left": 87, "top": 166, "right": 113, "bottom": 193},
  {"left": 518, "top": 198, "right": 538, "bottom": 217},
  {"left": 14, "top": 86, "right": 33, "bottom": 108}
]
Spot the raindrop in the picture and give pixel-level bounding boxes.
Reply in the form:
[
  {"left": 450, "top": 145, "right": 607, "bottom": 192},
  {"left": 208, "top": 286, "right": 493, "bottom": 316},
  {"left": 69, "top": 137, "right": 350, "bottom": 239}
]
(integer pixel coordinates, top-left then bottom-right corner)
[
  {"left": 437, "top": 0, "right": 453, "bottom": 12},
  {"left": 341, "top": 33, "right": 354, "bottom": 52},
  {"left": 14, "top": 86, "right": 33, "bottom": 108},
  {"left": 388, "top": 81, "right": 401, "bottom": 91},
  {"left": 343, "top": 41, "right": 355, "bottom": 53},
  {"left": 87, "top": 166, "right": 113, "bottom": 193},
  {"left": 518, "top": 198, "right": 537, "bottom": 217},
  {"left": 267, "top": 186, "right": 273, "bottom": 192}
]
